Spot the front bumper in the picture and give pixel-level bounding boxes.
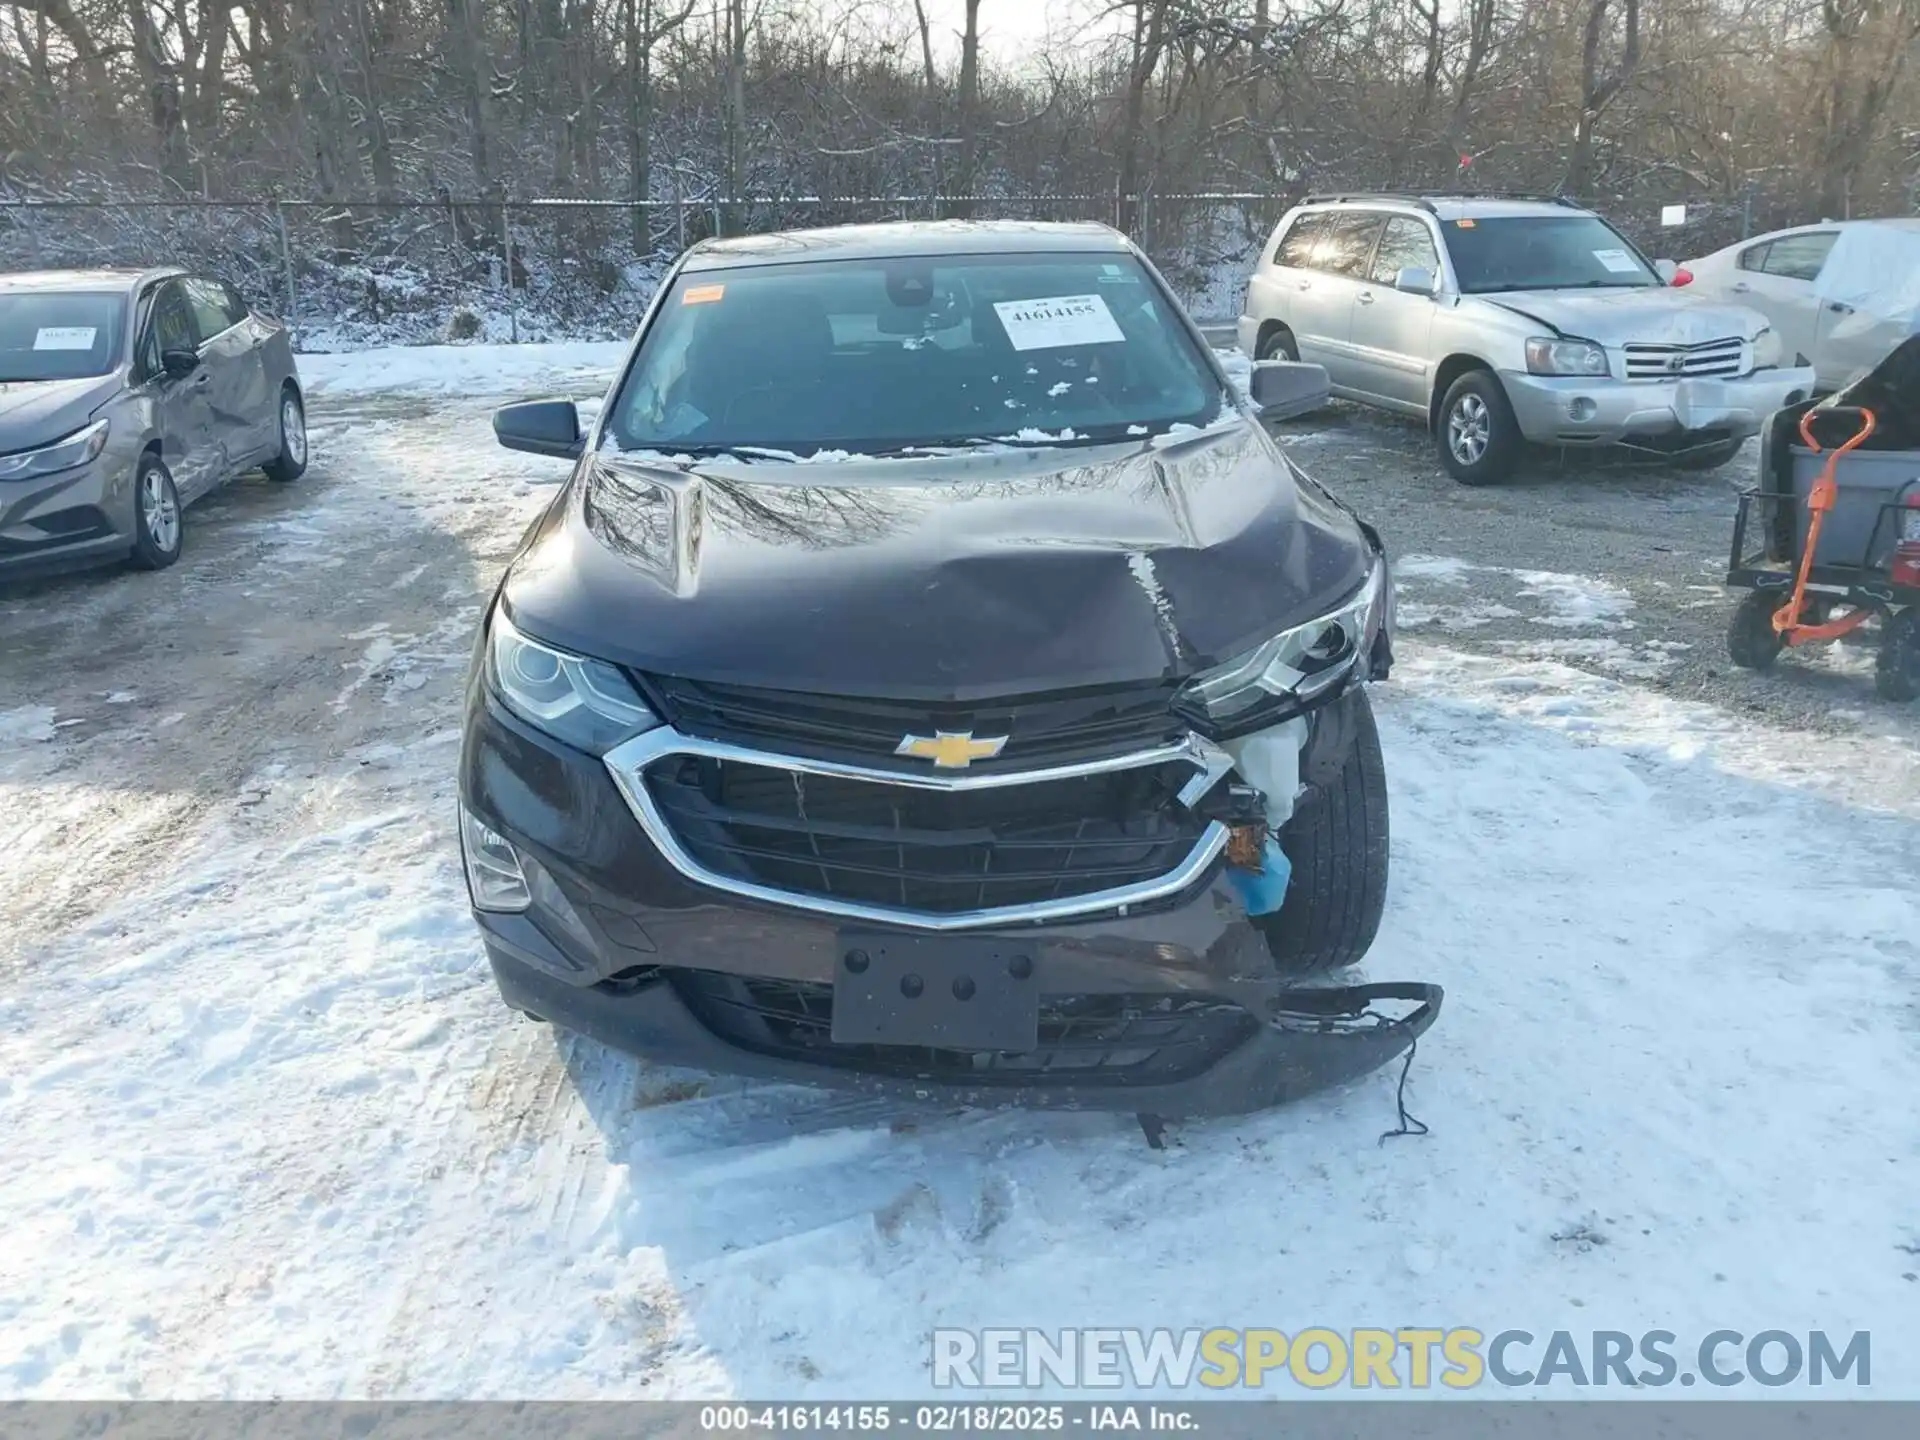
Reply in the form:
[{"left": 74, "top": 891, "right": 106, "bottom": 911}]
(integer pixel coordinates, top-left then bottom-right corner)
[
  {"left": 459, "top": 688, "right": 1438, "bottom": 1117},
  {"left": 1500, "top": 365, "right": 1817, "bottom": 449},
  {"left": 0, "top": 453, "right": 133, "bottom": 572}
]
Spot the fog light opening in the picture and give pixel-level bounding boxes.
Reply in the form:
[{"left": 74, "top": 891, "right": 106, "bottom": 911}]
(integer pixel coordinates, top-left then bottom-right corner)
[
  {"left": 1567, "top": 397, "right": 1599, "bottom": 423},
  {"left": 460, "top": 805, "right": 532, "bottom": 912}
]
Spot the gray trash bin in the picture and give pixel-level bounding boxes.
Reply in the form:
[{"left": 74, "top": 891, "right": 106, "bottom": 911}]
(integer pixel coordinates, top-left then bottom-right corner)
[{"left": 1788, "top": 444, "right": 1920, "bottom": 570}]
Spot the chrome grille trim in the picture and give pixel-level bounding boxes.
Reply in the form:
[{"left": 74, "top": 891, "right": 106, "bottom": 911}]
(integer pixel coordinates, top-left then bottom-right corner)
[
  {"left": 603, "top": 726, "right": 1236, "bottom": 931},
  {"left": 1621, "top": 336, "right": 1747, "bottom": 381}
]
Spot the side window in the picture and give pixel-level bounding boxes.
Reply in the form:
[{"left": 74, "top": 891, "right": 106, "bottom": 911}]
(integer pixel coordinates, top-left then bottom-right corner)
[
  {"left": 183, "top": 278, "right": 236, "bottom": 339},
  {"left": 1369, "top": 217, "right": 1440, "bottom": 284},
  {"left": 133, "top": 290, "right": 162, "bottom": 376},
  {"left": 1314, "top": 213, "right": 1386, "bottom": 278},
  {"left": 151, "top": 282, "right": 199, "bottom": 358},
  {"left": 1758, "top": 232, "right": 1838, "bottom": 283},
  {"left": 1737, "top": 242, "right": 1771, "bottom": 272},
  {"left": 1273, "top": 213, "right": 1328, "bottom": 269},
  {"left": 220, "top": 283, "right": 251, "bottom": 327}
]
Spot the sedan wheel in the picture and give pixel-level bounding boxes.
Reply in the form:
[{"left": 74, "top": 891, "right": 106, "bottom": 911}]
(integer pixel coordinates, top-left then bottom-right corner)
[
  {"left": 129, "top": 457, "right": 184, "bottom": 571},
  {"left": 264, "top": 388, "right": 309, "bottom": 482}
]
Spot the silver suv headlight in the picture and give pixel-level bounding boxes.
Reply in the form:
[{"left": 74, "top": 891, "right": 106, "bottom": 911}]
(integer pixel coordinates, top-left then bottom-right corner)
[
  {"left": 1750, "top": 327, "right": 1783, "bottom": 369},
  {"left": 486, "top": 608, "right": 660, "bottom": 755},
  {"left": 1175, "top": 559, "right": 1385, "bottom": 735},
  {"left": 1525, "top": 337, "right": 1610, "bottom": 377},
  {"left": 0, "top": 418, "right": 109, "bottom": 482}
]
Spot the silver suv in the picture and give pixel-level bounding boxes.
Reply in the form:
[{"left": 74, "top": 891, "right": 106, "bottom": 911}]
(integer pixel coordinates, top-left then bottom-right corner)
[{"left": 1236, "top": 194, "right": 1816, "bottom": 483}]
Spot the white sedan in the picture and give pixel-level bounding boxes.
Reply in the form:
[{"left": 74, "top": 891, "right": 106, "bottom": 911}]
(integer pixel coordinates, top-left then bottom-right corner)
[{"left": 1681, "top": 218, "right": 1920, "bottom": 393}]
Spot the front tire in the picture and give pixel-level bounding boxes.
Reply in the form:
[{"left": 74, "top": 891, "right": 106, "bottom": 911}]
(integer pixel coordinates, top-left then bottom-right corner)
[
  {"left": 1256, "top": 327, "right": 1300, "bottom": 362},
  {"left": 1727, "top": 589, "right": 1787, "bottom": 670},
  {"left": 1256, "top": 688, "right": 1390, "bottom": 977},
  {"left": 128, "top": 454, "right": 183, "bottom": 571},
  {"left": 263, "top": 387, "right": 308, "bottom": 482},
  {"left": 1437, "top": 370, "right": 1522, "bottom": 485}
]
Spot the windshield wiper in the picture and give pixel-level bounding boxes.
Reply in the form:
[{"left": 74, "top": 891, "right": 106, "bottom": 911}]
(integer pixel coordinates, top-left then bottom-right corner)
[
  {"left": 1542, "top": 280, "right": 1655, "bottom": 289},
  {"left": 607, "top": 442, "right": 798, "bottom": 463}
]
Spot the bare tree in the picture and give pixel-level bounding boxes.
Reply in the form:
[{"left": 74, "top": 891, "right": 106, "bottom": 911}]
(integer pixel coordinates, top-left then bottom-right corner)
[{"left": 1564, "top": 0, "right": 1643, "bottom": 195}]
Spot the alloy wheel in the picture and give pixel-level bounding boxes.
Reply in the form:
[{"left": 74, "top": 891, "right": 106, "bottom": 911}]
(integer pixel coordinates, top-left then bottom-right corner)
[
  {"left": 283, "top": 395, "right": 308, "bottom": 467},
  {"left": 1448, "top": 394, "right": 1490, "bottom": 466},
  {"left": 143, "top": 468, "right": 180, "bottom": 553}
]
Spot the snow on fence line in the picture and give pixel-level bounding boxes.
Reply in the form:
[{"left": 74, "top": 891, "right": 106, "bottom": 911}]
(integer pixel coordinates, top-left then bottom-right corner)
[{"left": 0, "top": 192, "right": 1288, "bottom": 349}]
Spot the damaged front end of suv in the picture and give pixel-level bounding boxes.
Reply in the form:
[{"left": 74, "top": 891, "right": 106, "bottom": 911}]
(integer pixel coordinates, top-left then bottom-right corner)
[{"left": 457, "top": 221, "right": 1441, "bottom": 1118}]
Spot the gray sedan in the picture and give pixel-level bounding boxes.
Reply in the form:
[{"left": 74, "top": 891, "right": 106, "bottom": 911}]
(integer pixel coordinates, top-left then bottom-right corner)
[{"left": 0, "top": 266, "right": 305, "bottom": 576}]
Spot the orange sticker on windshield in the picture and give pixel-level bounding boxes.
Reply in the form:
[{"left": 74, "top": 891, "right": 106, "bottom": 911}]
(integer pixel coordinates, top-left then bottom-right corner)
[
  {"left": 682, "top": 284, "right": 726, "bottom": 305},
  {"left": 1454, "top": 218, "right": 1477, "bottom": 228}
]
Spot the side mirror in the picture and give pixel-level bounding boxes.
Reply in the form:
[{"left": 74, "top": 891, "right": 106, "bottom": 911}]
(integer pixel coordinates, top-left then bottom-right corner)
[
  {"left": 494, "top": 399, "right": 584, "bottom": 460},
  {"left": 1248, "top": 359, "right": 1330, "bottom": 421},
  {"left": 1393, "top": 266, "right": 1436, "bottom": 296},
  {"left": 1653, "top": 259, "right": 1679, "bottom": 283},
  {"left": 161, "top": 348, "right": 199, "bottom": 379},
  {"left": 1670, "top": 266, "right": 1694, "bottom": 287}
]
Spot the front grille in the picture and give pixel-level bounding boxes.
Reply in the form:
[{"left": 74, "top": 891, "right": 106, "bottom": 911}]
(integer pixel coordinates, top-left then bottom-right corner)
[
  {"left": 673, "top": 970, "right": 1258, "bottom": 1087},
  {"left": 642, "top": 755, "right": 1206, "bottom": 916},
  {"left": 1622, "top": 336, "right": 1746, "bottom": 380},
  {"left": 645, "top": 673, "right": 1185, "bottom": 773}
]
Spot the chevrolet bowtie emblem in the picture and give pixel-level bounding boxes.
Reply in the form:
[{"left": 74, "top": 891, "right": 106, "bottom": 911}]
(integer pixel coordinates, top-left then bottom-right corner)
[{"left": 895, "top": 730, "right": 1009, "bottom": 769}]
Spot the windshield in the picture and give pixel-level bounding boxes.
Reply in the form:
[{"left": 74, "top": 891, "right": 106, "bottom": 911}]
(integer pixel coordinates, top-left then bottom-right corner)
[
  {"left": 603, "top": 253, "right": 1228, "bottom": 458},
  {"left": 0, "top": 291, "right": 126, "bottom": 381},
  {"left": 1445, "top": 216, "right": 1660, "bottom": 294}
]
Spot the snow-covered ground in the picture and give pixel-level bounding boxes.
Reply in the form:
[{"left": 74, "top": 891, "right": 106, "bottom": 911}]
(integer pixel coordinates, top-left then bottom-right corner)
[{"left": 3, "top": 344, "right": 1919, "bottom": 1400}]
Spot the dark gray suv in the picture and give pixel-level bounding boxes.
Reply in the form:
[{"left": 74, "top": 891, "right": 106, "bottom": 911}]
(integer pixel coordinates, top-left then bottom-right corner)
[
  {"left": 0, "top": 267, "right": 305, "bottom": 575},
  {"left": 460, "top": 220, "right": 1441, "bottom": 1117}
]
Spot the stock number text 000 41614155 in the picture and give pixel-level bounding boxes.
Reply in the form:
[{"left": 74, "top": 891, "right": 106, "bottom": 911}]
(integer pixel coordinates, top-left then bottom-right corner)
[{"left": 697, "top": 1405, "right": 1080, "bottom": 1433}]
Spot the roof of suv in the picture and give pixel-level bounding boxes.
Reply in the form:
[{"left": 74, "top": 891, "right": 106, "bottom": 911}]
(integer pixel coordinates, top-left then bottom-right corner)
[
  {"left": 0, "top": 266, "right": 185, "bottom": 294},
  {"left": 684, "top": 220, "right": 1132, "bottom": 271},
  {"left": 1300, "top": 194, "right": 1592, "bottom": 222}
]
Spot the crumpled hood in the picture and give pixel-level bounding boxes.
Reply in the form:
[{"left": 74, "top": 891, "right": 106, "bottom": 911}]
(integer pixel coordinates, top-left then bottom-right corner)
[
  {"left": 0, "top": 373, "right": 123, "bottom": 450},
  {"left": 500, "top": 420, "right": 1376, "bottom": 700},
  {"left": 1482, "top": 289, "right": 1768, "bottom": 346}
]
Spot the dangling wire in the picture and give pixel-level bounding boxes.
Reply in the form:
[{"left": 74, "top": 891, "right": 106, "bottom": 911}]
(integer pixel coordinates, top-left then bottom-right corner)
[{"left": 1378, "top": 1035, "right": 1430, "bottom": 1145}]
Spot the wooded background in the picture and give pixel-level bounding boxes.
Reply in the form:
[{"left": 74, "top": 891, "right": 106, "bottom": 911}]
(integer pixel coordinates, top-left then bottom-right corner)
[{"left": 3, "top": 1, "right": 1917, "bottom": 341}]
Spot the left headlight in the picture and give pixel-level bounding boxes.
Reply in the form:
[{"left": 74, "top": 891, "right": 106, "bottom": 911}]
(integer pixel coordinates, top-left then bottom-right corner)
[
  {"left": 1525, "top": 337, "right": 1610, "bottom": 377},
  {"left": 0, "top": 418, "right": 109, "bottom": 482},
  {"left": 1175, "top": 558, "right": 1385, "bottom": 735},
  {"left": 486, "top": 608, "right": 660, "bottom": 755},
  {"left": 1750, "top": 326, "right": 1783, "bottom": 369}
]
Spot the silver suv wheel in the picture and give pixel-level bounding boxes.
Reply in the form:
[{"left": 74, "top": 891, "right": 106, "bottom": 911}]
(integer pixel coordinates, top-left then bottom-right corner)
[{"left": 1447, "top": 393, "right": 1490, "bottom": 466}]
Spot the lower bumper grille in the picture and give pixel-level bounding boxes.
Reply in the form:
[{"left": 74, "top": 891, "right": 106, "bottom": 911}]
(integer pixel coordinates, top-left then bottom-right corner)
[
  {"left": 642, "top": 755, "right": 1206, "bottom": 916},
  {"left": 673, "top": 970, "right": 1258, "bottom": 1087}
]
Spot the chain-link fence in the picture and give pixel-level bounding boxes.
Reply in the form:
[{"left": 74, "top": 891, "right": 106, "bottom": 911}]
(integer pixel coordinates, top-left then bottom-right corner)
[
  {"left": 0, "top": 193, "right": 1293, "bottom": 349},
  {"left": 0, "top": 186, "right": 1893, "bottom": 349}
]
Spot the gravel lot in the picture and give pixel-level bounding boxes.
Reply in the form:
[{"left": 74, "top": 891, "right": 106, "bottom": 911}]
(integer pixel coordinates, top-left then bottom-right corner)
[{"left": 1275, "top": 401, "right": 1920, "bottom": 745}]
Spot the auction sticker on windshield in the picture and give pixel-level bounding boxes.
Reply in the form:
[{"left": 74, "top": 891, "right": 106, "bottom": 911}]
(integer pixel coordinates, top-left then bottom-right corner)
[
  {"left": 33, "top": 327, "right": 97, "bottom": 350},
  {"left": 1592, "top": 249, "right": 1641, "bottom": 274},
  {"left": 994, "top": 294, "right": 1125, "bottom": 351}
]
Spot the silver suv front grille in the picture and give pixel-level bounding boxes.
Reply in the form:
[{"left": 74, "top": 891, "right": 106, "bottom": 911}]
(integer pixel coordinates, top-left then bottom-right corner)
[{"left": 1622, "top": 336, "right": 1746, "bottom": 381}]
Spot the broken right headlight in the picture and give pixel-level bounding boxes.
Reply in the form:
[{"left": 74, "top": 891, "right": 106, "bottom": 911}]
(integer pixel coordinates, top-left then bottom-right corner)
[{"left": 1174, "top": 559, "right": 1384, "bottom": 736}]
